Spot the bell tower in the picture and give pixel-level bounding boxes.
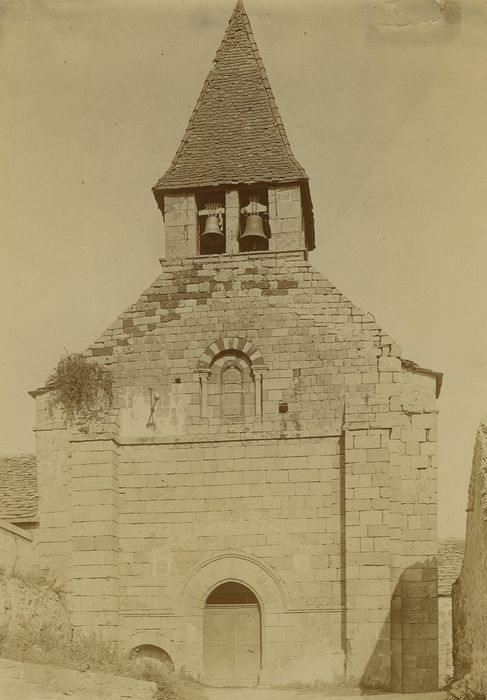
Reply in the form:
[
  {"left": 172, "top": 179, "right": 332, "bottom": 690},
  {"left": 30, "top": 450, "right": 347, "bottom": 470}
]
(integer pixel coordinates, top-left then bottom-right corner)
[{"left": 152, "top": 0, "right": 315, "bottom": 259}]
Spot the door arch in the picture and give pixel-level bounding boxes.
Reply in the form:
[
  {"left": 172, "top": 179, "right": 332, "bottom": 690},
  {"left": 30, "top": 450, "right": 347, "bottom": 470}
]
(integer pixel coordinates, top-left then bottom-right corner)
[{"left": 203, "top": 581, "right": 261, "bottom": 687}]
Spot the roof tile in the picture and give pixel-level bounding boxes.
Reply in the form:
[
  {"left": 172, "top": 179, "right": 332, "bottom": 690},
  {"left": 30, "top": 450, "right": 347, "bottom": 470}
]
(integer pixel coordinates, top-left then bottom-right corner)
[
  {"left": 153, "top": 0, "right": 308, "bottom": 194},
  {"left": 0, "top": 454, "right": 38, "bottom": 523}
]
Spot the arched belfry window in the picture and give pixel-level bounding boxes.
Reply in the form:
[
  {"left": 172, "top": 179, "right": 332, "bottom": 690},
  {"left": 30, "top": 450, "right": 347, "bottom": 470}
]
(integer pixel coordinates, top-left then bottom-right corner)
[{"left": 221, "top": 364, "right": 244, "bottom": 418}]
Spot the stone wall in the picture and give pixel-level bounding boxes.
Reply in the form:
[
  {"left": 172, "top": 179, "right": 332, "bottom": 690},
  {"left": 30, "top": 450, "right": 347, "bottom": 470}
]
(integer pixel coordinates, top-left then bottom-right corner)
[
  {"left": 164, "top": 193, "right": 198, "bottom": 259},
  {"left": 451, "top": 422, "right": 487, "bottom": 698},
  {"left": 33, "top": 250, "right": 440, "bottom": 691},
  {"left": 117, "top": 435, "right": 344, "bottom": 684},
  {"left": 0, "top": 519, "right": 36, "bottom": 574},
  {"left": 0, "top": 658, "right": 156, "bottom": 700},
  {"left": 387, "top": 368, "right": 439, "bottom": 693},
  {"left": 268, "top": 184, "right": 303, "bottom": 252},
  {"left": 438, "top": 538, "right": 464, "bottom": 688},
  {"left": 32, "top": 414, "right": 72, "bottom": 578},
  {"left": 439, "top": 596, "right": 453, "bottom": 687},
  {"left": 68, "top": 437, "right": 121, "bottom": 640}
]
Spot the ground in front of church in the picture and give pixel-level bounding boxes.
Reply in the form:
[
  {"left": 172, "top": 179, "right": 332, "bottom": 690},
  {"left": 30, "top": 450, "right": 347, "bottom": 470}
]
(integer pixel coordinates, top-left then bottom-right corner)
[{"left": 202, "top": 687, "right": 447, "bottom": 700}]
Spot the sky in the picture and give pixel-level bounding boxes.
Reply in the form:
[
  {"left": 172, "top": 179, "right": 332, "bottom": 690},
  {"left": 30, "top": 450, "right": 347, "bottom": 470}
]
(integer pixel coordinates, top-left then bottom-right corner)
[{"left": 1, "top": 0, "right": 486, "bottom": 538}]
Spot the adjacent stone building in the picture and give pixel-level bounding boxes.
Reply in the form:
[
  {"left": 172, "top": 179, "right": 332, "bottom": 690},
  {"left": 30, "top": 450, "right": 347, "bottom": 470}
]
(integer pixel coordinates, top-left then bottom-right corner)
[
  {"left": 30, "top": 1, "right": 442, "bottom": 691},
  {"left": 451, "top": 421, "right": 487, "bottom": 698}
]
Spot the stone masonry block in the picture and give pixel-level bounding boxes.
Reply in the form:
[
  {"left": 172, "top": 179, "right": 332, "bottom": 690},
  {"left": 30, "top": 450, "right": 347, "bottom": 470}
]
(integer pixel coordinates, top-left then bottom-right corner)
[
  {"left": 354, "top": 433, "right": 381, "bottom": 449},
  {"left": 378, "top": 356, "right": 401, "bottom": 372},
  {"left": 411, "top": 413, "right": 438, "bottom": 429}
]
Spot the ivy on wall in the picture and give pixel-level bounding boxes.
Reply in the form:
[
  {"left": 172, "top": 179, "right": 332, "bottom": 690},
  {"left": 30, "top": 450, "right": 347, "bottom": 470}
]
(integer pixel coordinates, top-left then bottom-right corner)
[{"left": 47, "top": 352, "right": 112, "bottom": 425}]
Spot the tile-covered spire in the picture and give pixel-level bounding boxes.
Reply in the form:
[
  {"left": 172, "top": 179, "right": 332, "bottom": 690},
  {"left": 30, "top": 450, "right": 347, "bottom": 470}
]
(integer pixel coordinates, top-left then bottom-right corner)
[{"left": 153, "top": 1, "right": 313, "bottom": 246}]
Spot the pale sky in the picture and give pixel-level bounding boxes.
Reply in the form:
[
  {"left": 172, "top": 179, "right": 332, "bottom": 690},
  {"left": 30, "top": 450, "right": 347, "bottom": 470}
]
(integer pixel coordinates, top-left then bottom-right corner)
[{"left": 1, "top": 0, "right": 486, "bottom": 538}]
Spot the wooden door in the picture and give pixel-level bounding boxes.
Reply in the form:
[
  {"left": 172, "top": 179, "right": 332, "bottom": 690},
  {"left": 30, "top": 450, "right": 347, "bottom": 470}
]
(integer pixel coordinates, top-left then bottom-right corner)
[
  {"left": 204, "top": 604, "right": 261, "bottom": 686},
  {"left": 233, "top": 606, "right": 261, "bottom": 685}
]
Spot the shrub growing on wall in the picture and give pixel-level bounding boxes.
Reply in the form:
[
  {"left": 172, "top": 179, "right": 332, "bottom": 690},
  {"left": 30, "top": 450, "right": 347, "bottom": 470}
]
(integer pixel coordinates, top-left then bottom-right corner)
[{"left": 47, "top": 352, "right": 112, "bottom": 425}]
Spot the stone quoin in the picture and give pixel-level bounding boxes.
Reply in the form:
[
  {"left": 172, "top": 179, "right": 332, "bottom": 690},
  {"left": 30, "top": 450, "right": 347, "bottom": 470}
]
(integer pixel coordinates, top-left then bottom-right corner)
[{"left": 29, "top": 1, "right": 442, "bottom": 692}]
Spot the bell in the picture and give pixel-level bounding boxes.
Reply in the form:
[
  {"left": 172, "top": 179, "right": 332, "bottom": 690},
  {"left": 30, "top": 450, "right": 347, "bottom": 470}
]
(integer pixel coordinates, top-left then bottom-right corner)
[
  {"left": 201, "top": 214, "right": 224, "bottom": 247},
  {"left": 239, "top": 214, "right": 267, "bottom": 250}
]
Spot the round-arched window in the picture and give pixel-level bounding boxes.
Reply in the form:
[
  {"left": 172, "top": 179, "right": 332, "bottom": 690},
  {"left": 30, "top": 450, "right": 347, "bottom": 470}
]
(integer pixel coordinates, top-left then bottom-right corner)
[{"left": 221, "top": 364, "right": 244, "bottom": 418}]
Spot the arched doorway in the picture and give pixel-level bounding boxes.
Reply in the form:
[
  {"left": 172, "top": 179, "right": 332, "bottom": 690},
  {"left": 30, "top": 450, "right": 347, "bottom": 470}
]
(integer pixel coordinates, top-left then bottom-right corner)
[{"left": 203, "top": 581, "right": 261, "bottom": 687}]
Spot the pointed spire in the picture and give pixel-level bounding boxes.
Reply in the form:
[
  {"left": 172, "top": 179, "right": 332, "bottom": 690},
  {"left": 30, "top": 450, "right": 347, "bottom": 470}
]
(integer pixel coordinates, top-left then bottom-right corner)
[{"left": 153, "top": 0, "right": 309, "bottom": 195}]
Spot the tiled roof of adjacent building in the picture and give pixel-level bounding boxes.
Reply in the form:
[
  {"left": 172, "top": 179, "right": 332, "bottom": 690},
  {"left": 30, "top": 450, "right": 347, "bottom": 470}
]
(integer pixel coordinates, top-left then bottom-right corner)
[
  {"left": 0, "top": 455, "right": 38, "bottom": 524},
  {"left": 153, "top": 0, "right": 310, "bottom": 195},
  {"left": 438, "top": 537, "right": 464, "bottom": 596}
]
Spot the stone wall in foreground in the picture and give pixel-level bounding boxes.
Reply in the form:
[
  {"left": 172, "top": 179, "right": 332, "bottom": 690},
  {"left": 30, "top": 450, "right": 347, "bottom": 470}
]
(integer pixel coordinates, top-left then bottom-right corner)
[
  {"left": 0, "top": 658, "right": 156, "bottom": 700},
  {"left": 451, "top": 422, "right": 487, "bottom": 698}
]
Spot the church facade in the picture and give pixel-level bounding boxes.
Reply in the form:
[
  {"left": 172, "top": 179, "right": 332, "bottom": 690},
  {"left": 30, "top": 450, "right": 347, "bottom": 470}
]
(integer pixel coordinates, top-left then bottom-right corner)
[{"left": 31, "top": 2, "right": 441, "bottom": 692}]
